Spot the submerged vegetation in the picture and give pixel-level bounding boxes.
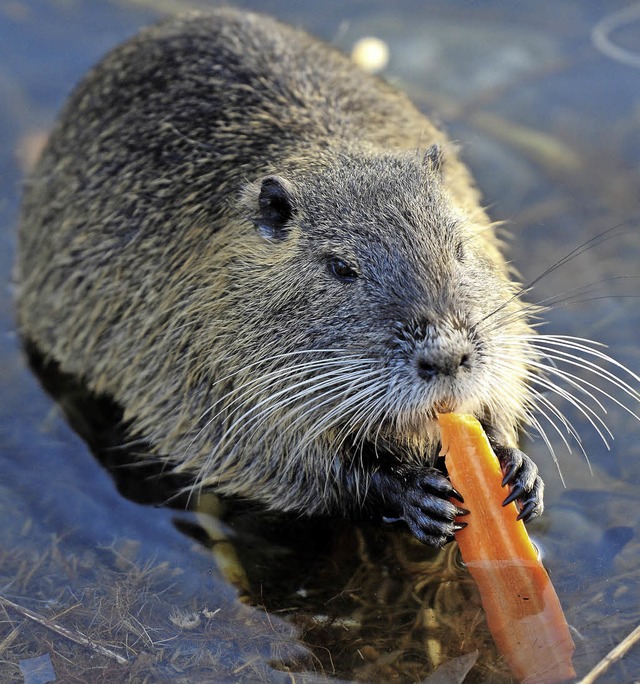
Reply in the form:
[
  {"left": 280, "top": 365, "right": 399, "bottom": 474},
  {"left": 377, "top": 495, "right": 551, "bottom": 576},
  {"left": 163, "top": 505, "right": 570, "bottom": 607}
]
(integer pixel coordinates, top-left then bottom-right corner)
[{"left": 2, "top": 1, "right": 640, "bottom": 682}]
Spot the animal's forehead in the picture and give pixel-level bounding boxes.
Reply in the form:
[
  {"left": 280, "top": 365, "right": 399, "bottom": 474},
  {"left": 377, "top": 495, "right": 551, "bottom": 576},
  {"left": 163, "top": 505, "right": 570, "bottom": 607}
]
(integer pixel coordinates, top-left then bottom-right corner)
[
  {"left": 299, "top": 152, "right": 455, "bottom": 247},
  {"left": 311, "top": 151, "right": 427, "bottom": 199}
]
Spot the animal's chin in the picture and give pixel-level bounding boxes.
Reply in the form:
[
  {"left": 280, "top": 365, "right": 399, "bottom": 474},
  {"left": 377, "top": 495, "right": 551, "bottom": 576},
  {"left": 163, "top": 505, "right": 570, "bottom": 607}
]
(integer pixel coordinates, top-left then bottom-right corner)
[
  {"left": 394, "top": 394, "right": 484, "bottom": 432},
  {"left": 351, "top": 432, "right": 439, "bottom": 466},
  {"left": 341, "top": 414, "right": 441, "bottom": 465},
  {"left": 335, "top": 395, "right": 487, "bottom": 464}
]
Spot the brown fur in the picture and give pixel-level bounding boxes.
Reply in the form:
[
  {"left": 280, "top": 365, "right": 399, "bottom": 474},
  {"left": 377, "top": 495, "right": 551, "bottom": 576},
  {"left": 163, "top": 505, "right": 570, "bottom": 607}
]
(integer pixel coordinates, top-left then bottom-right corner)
[{"left": 16, "top": 9, "right": 535, "bottom": 530}]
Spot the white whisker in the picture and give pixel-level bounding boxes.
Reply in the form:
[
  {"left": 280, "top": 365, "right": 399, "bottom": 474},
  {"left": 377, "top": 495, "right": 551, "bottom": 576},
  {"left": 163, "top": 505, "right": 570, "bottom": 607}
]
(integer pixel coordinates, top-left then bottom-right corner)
[
  {"left": 503, "top": 333, "right": 640, "bottom": 380},
  {"left": 184, "top": 355, "right": 371, "bottom": 461},
  {"left": 262, "top": 368, "right": 383, "bottom": 453},
  {"left": 492, "top": 359, "right": 586, "bottom": 448},
  {"left": 522, "top": 404, "right": 568, "bottom": 485},
  {"left": 520, "top": 365, "right": 612, "bottom": 447},
  {"left": 489, "top": 313, "right": 640, "bottom": 479},
  {"left": 296, "top": 380, "right": 388, "bottom": 458},
  {"left": 331, "top": 382, "right": 391, "bottom": 458},
  {"left": 519, "top": 356, "right": 640, "bottom": 424},
  {"left": 209, "top": 364, "right": 374, "bottom": 456}
]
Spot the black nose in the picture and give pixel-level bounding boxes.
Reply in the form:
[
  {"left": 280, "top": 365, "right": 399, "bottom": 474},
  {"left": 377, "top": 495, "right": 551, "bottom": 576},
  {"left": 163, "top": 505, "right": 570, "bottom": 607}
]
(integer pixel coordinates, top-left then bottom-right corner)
[{"left": 416, "top": 352, "right": 470, "bottom": 381}]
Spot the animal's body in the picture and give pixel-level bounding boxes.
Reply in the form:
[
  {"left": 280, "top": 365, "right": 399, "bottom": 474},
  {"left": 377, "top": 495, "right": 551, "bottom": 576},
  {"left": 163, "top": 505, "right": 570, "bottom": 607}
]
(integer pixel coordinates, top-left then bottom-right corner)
[{"left": 16, "top": 8, "right": 543, "bottom": 545}]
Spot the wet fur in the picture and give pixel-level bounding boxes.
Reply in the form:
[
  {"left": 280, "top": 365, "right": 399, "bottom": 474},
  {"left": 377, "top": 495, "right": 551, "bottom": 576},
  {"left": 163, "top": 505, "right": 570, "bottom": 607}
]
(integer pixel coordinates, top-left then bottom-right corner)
[{"left": 17, "top": 9, "right": 546, "bottom": 541}]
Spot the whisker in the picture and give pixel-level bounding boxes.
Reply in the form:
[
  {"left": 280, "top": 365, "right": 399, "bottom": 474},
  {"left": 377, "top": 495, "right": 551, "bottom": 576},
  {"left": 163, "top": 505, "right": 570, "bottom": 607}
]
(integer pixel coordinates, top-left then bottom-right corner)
[
  {"left": 515, "top": 354, "right": 640, "bottom": 424},
  {"left": 185, "top": 361, "right": 376, "bottom": 485},
  {"left": 224, "top": 363, "right": 381, "bottom": 448},
  {"left": 530, "top": 276, "right": 639, "bottom": 309},
  {"left": 331, "top": 382, "right": 391, "bottom": 458},
  {"left": 526, "top": 383, "right": 587, "bottom": 455},
  {"left": 521, "top": 367, "right": 612, "bottom": 448},
  {"left": 492, "top": 359, "right": 591, "bottom": 449},
  {"left": 489, "top": 295, "right": 640, "bottom": 336},
  {"left": 184, "top": 355, "right": 369, "bottom": 458},
  {"left": 206, "top": 348, "right": 354, "bottom": 396},
  {"left": 522, "top": 401, "right": 570, "bottom": 484},
  {"left": 262, "top": 365, "right": 383, "bottom": 446},
  {"left": 501, "top": 335, "right": 640, "bottom": 397},
  {"left": 488, "top": 356, "right": 579, "bottom": 482},
  {"left": 481, "top": 222, "right": 638, "bottom": 326},
  {"left": 205, "top": 364, "right": 375, "bottom": 460},
  {"left": 209, "top": 355, "right": 367, "bottom": 418},
  {"left": 524, "top": 360, "right": 610, "bottom": 415},
  {"left": 308, "top": 383, "right": 384, "bottom": 446},
  {"left": 295, "top": 379, "right": 388, "bottom": 458}
]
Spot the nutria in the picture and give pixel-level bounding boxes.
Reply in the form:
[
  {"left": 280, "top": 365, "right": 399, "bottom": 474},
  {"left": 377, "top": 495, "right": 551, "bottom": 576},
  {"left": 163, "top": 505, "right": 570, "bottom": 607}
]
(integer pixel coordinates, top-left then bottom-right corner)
[{"left": 15, "top": 8, "right": 544, "bottom": 546}]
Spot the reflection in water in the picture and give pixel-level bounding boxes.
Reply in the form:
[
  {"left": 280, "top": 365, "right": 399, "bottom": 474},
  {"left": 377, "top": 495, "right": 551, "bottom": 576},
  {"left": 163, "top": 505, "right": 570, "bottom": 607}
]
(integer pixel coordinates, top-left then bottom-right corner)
[
  {"left": 1, "top": 1, "right": 640, "bottom": 682},
  {"left": 465, "top": 560, "right": 575, "bottom": 683},
  {"left": 592, "top": 3, "right": 640, "bottom": 70}
]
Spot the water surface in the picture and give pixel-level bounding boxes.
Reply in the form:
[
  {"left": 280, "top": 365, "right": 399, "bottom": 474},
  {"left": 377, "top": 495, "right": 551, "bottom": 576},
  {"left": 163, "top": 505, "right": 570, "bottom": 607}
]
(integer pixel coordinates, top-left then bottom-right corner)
[{"left": 1, "top": 1, "right": 639, "bottom": 681}]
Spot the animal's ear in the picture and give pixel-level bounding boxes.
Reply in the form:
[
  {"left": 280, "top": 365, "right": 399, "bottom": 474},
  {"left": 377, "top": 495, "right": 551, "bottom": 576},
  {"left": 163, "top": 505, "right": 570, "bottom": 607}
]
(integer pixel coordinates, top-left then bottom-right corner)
[
  {"left": 255, "top": 175, "right": 296, "bottom": 240},
  {"left": 422, "top": 143, "right": 444, "bottom": 178}
]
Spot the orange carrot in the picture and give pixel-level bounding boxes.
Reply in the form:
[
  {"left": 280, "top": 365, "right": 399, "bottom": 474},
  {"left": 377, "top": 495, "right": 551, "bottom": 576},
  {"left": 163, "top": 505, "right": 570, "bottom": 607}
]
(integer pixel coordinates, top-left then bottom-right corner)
[{"left": 438, "top": 412, "right": 575, "bottom": 683}]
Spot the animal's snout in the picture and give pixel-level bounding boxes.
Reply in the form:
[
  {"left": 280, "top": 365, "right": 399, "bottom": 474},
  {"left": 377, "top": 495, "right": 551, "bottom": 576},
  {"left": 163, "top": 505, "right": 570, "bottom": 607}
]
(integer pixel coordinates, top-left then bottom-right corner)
[
  {"left": 394, "top": 316, "right": 475, "bottom": 383},
  {"left": 416, "top": 349, "right": 471, "bottom": 381}
]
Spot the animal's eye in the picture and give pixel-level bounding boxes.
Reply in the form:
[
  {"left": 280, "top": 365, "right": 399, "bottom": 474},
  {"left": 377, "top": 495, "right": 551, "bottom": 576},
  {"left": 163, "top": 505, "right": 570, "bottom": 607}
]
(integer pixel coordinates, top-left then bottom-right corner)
[{"left": 326, "top": 256, "right": 359, "bottom": 283}]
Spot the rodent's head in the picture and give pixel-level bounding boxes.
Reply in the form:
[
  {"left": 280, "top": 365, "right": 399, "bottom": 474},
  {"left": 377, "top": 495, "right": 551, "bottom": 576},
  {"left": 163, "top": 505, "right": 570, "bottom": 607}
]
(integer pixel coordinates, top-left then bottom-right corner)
[{"left": 216, "top": 146, "right": 533, "bottom": 463}]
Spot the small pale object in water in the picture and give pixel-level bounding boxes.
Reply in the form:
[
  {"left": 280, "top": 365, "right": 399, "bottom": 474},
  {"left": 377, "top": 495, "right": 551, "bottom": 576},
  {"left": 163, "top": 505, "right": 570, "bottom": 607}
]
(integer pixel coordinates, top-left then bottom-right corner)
[{"left": 351, "top": 36, "right": 389, "bottom": 73}]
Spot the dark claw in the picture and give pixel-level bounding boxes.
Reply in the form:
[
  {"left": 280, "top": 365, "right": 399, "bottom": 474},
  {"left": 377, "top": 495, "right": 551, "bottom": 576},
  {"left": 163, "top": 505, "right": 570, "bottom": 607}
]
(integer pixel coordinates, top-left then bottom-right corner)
[
  {"left": 517, "top": 477, "right": 545, "bottom": 522},
  {"left": 502, "top": 484, "right": 525, "bottom": 507},
  {"left": 368, "top": 464, "right": 462, "bottom": 547},
  {"left": 501, "top": 463, "right": 519, "bottom": 486},
  {"left": 450, "top": 486, "right": 465, "bottom": 504},
  {"left": 517, "top": 500, "right": 538, "bottom": 522},
  {"left": 491, "top": 443, "right": 545, "bottom": 523},
  {"left": 453, "top": 521, "right": 468, "bottom": 532}
]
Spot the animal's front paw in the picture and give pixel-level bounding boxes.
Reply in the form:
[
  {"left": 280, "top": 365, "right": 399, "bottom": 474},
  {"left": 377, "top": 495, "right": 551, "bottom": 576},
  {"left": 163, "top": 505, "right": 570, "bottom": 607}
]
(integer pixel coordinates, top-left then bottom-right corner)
[
  {"left": 370, "top": 465, "right": 468, "bottom": 547},
  {"left": 492, "top": 444, "right": 545, "bottom": 522}
]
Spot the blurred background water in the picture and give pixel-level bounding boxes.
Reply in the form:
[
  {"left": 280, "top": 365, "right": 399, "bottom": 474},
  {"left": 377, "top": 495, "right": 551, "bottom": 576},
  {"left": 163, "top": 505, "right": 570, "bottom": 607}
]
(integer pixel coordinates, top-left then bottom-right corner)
[{"left": 1, "top": 1, "right": 639, "bottom": 682}]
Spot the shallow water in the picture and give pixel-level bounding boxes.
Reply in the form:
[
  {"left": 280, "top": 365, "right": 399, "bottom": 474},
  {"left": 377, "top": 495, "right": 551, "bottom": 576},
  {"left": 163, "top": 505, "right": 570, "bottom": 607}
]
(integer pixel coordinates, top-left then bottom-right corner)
[{"left": 1, "top": 1, "right": 639, "bottom": 682}]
